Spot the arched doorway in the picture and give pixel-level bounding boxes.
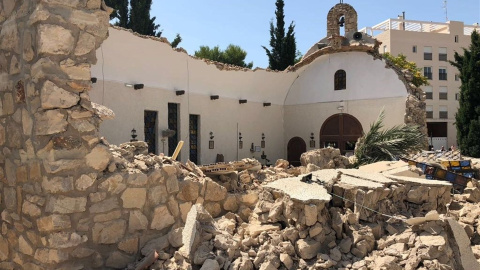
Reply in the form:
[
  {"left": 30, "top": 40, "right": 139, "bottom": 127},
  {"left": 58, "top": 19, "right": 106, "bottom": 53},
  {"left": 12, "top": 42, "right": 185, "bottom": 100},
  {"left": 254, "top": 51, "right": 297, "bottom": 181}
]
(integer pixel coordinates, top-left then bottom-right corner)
[
  {"left": 287, "top": 137, "right": 307, "bottom": 167},
  {"left": 320, "top": 114, "right": 363, "bottom": 155}
]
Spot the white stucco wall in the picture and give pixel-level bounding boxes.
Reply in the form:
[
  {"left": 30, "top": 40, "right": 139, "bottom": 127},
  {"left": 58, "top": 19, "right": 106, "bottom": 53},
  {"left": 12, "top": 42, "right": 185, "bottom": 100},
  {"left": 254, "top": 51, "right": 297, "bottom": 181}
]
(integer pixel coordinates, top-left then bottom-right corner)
[
  {"left": 90, "top": 27, "right": 411, "bottom": 165},
  {"left": 91, "top": 28, "right": 298, "bottom": 105},
  {"left": 283, "top": 97, "right": 408, "bottom": 151},
  {"left": 90, "top": 81, "right": 285, "bottom": 165},
  {"left": 285, "top": 52, "right": 408, "bottom": 105}
]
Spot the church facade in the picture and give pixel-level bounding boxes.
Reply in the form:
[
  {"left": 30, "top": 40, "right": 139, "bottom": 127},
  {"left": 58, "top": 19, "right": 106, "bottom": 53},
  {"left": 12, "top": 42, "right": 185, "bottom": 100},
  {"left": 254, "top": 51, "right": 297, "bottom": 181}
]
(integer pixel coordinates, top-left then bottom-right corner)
[{"left": 90, "top": 3, "right": 426, "bottom": 165}]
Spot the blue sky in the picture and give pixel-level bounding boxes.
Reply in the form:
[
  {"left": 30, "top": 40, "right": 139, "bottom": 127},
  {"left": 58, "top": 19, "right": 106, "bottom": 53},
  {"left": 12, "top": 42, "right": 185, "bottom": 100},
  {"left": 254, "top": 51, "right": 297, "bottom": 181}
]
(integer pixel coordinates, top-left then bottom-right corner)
[{"left": 151, "top": 0, "right": 480, "bottom": 68}]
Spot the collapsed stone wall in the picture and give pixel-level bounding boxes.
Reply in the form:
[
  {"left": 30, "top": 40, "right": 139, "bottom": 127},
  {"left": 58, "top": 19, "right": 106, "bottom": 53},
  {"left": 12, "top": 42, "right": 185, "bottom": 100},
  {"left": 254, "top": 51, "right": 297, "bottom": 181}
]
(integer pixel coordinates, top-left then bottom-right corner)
[{"left": 133, "top": 177, "right": 459, "bottom": 270}]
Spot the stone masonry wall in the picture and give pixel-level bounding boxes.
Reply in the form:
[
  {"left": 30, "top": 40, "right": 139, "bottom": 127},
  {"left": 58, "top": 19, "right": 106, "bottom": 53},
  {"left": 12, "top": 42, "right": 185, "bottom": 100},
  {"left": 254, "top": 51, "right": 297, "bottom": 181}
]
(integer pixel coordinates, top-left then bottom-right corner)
[{"left": 0, "top": 2, "right": 261, "bottom": 269}]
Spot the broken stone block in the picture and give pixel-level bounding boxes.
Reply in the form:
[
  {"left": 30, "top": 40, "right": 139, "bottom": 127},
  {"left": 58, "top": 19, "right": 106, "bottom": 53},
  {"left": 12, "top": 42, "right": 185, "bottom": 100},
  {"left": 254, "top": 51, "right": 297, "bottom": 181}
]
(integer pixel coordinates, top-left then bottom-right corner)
[
  {"left": 118, "top": 237, "right": 139, "bottom": 254},
  {"left": 177, "top": 179, "right": 200, "bottom": 201},
  {"left": 92, "top": 219, "right": 126, "bottom": 244},
  {"left": 200, "top": 259, "right": 220, "bottom": 270},
  {"left": 85, "top": 145, "right": 112, "bottom": 171},
  {"left": 41, "top": 80, "right": 79, "bottom": 109},
  {"left": 45, "top": 196, "right": 87, "bottom": 214},
  {"left": 34, "top": 110, "right": 68, "bottom": 135},
  {"left": 295, "top": 238, "right": 321, "bottom": 260},
  {"left": 168, "top": 227, "right": 184, "bottom": 248},
  {"left": 304, "top": 204, "right": 318, "bottom": 226},
  {"left": 141, "top": 235, "right": 169, "bottom": 256},
  {"left": 205, "top": 179, "right": 227, "bottom": 202},
  {"left": 105, "top": 251, "right": 134, "bottom": 269},
  {"left": 37, "top": 24, "right": 74, "bottom": 55},
  {"left": 36, "top": 215, "right": 71, "bottom": 232},
  {"left": 121, "top": 188, "right": 146, "bottom": 209},
  {"left": 128, "top": 210, "right": 148, "bottom": 232}
]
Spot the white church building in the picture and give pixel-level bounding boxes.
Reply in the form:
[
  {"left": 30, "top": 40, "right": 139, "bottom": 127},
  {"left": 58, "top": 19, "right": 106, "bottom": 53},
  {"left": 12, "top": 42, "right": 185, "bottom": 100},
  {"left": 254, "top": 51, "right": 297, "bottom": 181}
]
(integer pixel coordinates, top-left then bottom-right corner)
[{"left": 90, "top": 3, "right": 425, "bottom": 166}]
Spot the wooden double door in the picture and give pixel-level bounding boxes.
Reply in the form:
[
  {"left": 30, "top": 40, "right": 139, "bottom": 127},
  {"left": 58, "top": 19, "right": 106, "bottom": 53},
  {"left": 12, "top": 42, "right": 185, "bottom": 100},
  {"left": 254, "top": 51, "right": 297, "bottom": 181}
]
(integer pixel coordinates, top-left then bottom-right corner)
[{"left": 320, "top": 114, "right": 363, "bottom": 155}]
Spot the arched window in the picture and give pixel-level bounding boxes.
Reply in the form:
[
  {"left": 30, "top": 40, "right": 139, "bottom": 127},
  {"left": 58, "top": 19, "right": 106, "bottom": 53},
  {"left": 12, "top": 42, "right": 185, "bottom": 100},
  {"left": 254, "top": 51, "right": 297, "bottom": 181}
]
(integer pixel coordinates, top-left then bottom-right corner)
[{"left": 334, "top": 70, "right": 346, "bottom": 90}]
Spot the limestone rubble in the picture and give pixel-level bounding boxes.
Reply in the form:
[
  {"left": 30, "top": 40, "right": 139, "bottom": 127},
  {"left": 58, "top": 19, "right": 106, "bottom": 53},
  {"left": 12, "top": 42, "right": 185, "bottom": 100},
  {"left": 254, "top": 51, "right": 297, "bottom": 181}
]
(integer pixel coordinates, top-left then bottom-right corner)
[{"left": 94, "top": 147, "right": 477, "bottom": 270}]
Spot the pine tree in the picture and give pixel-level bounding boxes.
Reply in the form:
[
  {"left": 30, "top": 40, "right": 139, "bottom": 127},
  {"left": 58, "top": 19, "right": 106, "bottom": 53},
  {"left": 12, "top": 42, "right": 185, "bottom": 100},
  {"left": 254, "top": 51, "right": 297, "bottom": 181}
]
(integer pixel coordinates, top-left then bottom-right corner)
[
  {"left": 262, "top": 0, "right": 297, "bottom": 71},
  {"left": 450, "top": 31, "right": 480, "bottom": 157},
  {"left": 194, "top": 45, "right": 253, "bottom": 68}
]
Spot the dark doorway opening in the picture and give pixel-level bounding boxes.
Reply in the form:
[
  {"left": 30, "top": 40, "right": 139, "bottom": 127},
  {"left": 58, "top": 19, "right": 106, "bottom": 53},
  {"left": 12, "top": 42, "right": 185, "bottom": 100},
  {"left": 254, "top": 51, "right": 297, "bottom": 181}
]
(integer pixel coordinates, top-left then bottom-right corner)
[
  {"left": 189, "top": 114, "right": 199, "bottom": 164},
  {"left": 320, "top": 114, "right": 363, "bottom": 155},
  {"left": 144, "top": 110, "right": 158, "bottom": 154},
  {"left": 287, "top": 137, "right": 307, "bottom": 167},
  {"left": 168, "top": 103, "right": 179, "bottom": 157}
]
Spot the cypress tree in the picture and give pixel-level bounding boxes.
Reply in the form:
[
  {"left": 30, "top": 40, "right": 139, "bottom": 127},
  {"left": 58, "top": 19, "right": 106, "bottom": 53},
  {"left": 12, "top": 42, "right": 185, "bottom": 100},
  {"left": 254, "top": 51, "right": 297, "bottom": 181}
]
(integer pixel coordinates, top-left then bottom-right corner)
[
  {"left": 105, "top": 0, "right": 128, "bottom": 27},
  {"left": 450, "top": 31, "right": 480, "bottom": 157},
  {"left": 129, "top": 0, "right": 161, "bottom": 37},
  {"left": 116, "top": 0, "right": 129, "bottom": 28},
  {"left": 262, "top": 0, "right": 297, "bottom": 71}
]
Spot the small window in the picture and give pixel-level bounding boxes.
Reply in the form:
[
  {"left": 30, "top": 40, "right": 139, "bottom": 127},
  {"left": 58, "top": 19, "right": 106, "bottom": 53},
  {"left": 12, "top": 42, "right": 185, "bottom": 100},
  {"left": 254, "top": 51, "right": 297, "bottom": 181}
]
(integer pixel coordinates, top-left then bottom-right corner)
[
  {"left": 455, "top": 93, "right": 460, "bottom": 101},
  {"left": 439, "top": 67, "right": 447, "bottom": 81},
  {"left": 455, "top": 35, "right": 459, "bottom": 43},
  {"left": 439, "top": 86, "right": 448, "bottom": 100},
  {"left": 455, "top": 74, "right": 460, "bottom": 81},
  {"left": 412, "top": 45, "right": 417, "bottom": 53},
  {"left": 383, "top": 45, "right": 387, "bottom": 53},
  {"left": 334, "top": 70, "right": 346, "bottom": 90},
  {"left": 439, "top": 47, "right": 447, "bottom": 61},
  {"left": 424, "top": 67, "right": 432, "bottom": 80},
  {"left": 426, "top": 105, "right": 433, "bottom": 119},
  {"left": 424, "top": 86, "right": 433, "bottom": 100},
  {"left": 439, "top": 106, "right": 448, "bottom": 119},
  {"left": 424, "top": 46, "right": 432, "bottom": 60}
]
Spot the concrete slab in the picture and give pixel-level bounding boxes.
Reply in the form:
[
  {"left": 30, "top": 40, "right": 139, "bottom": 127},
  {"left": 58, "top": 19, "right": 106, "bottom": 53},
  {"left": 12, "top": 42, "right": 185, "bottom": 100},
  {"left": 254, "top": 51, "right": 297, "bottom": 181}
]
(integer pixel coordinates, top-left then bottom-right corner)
[
  {"left": 383, "top": 166, "right": 425, "bottom": 179},
  {"left": 265, "top": 177, "right": 331, "bottom": 204},
  {"left": 339, "top": 169, "right": 395, "bottom": 184},
  {"left": 313, "top": 169, "right": 385, "bottom": 189},
  {"left": 358, "top": 161, "right": 409, "bottom": 173},
  {"left": 337, "top": 174, "right": 385, "bottom": 189},
  {"left": 446, "top": 218, "right": 480, "bottom": 270},
  {"left": 384, "top": 174, "right": 452, "bottom": 187}
]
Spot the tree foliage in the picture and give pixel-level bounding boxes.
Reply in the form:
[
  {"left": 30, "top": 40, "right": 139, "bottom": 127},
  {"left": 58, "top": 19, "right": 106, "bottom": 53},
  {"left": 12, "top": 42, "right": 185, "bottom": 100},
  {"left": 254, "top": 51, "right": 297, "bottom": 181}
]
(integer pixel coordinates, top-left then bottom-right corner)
[
  {"left": 262, "top": 0, "right": 297, "bottom": 71},
  {"left": 171, "top": 34, "right": 182, "bottom": 48},
  {"left": 450, "top": 31, "right": 480, "bottom": 157},
  {"left": 105, "top": 0, "right": 182, "bottom": 45},
  {"left": 383, "top": 53, "right": 428, "bottom": 87},
  {"left": 105, "top": 0, "right": 129, "bottom": 27},
  {"left": 129, "top": 0, "right": 161, "bottom": 37},
  {"left": 194, "top": 45, "right": 253, "bottom": 68},
  {"left": 353, "top": 110, "right": 426, "bottom": 167},
  {"left": 294, "top": 50, "right": 303, "bottom": 64}
]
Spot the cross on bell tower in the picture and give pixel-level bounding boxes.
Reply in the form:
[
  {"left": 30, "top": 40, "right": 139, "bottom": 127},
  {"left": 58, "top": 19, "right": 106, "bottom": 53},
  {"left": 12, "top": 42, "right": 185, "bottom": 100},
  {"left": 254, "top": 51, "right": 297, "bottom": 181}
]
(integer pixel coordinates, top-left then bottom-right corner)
[{"left": 339, "top": 0, "right": 344, "bottom": 3}]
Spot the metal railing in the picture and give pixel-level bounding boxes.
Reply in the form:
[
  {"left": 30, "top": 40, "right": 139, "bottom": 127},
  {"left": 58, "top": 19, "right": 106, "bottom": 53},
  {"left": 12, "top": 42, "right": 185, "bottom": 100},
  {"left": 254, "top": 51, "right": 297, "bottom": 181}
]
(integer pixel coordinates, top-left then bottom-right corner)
[{"left": 360, "top": 18, "right": 479, "bottom": 36}]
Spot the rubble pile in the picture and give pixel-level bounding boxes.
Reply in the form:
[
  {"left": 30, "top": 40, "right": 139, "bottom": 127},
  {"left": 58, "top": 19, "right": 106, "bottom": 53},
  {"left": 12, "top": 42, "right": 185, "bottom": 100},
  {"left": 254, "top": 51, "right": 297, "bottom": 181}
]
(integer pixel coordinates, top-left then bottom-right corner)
[
  {"left": 300, "top": 148, "right": 351, "bottom": 170},
  {"left": 126, "top": 194, "right": 470, "bottom": 270},
  {"left": 449, "top": 189, "right": 480, "bottom": 260},
  {"left": 124, "top": 164, "right": 477, "bottom": 270},
  {"left": 362, "top": 217, "right": 457, "bottom": 270},
  {"left": 29, "top": 140, "right": 478, "bottom": 270}
]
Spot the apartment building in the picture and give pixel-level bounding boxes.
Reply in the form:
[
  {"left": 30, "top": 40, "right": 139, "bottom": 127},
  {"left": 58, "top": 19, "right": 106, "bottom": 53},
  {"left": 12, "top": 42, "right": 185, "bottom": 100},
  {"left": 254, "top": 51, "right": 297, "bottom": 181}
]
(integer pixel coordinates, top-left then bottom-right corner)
[{"left": 361, "top": 18, "right": 479, "bottom": 149}]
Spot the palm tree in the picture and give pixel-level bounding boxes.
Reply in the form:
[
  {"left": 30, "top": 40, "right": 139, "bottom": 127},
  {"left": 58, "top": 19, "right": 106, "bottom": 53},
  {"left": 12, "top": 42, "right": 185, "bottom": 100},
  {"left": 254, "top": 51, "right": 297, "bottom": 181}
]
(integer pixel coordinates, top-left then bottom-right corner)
[{"left": 353, "top": 110, "right": 426, "bottom": 167}]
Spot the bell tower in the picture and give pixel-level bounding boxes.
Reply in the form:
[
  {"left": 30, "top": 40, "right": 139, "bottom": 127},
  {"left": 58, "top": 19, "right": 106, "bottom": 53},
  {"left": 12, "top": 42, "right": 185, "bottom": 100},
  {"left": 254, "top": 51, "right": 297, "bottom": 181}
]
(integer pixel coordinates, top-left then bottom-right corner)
[{"left": 326, "top": 2, "right": 358, "bottom": 48}]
